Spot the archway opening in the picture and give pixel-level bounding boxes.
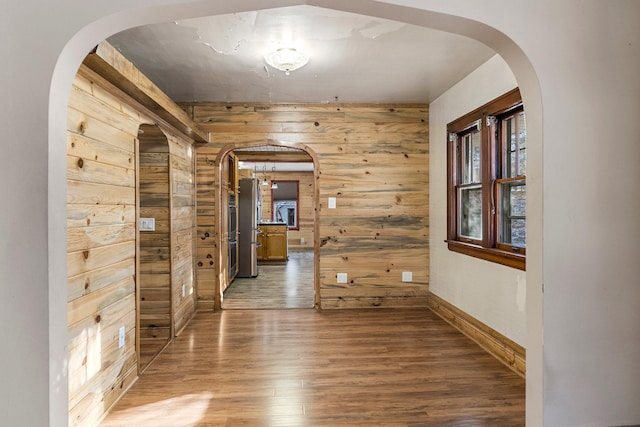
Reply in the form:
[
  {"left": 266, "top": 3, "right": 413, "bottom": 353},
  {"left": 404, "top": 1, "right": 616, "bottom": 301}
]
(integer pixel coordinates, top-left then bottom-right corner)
[
  {"left": 49, "top": 3, "right": 544, "bottom": 426},
  {"left": 223, "top": 146, "right": 316, "bottom": 309},
  {"left": 212, "top": 142, "right": 320, "bottom": 311},
  {"left": 137, "top": 124, "right": 172, "bottom": 371}
]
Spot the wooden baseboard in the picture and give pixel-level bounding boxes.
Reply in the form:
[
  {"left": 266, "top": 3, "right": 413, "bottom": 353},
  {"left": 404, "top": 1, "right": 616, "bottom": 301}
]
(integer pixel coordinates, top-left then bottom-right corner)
[
  {"left": 426, "top": 293, "right": 525, "bottom": 378},
  {"left": 321, "top": 296, "right": 430, "bottom": 309}
]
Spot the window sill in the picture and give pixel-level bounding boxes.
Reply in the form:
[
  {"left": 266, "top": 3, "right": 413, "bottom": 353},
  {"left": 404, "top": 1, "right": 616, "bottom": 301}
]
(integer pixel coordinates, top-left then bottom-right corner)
[{"left": 446, "top": 240, "right": 526, "bottom": 271}]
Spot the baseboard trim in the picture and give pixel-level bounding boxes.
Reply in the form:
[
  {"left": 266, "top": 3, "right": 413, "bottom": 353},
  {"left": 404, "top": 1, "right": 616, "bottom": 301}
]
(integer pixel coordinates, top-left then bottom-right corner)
[{"left": 426, "top": 293, "right": 525, "bottom": 378}]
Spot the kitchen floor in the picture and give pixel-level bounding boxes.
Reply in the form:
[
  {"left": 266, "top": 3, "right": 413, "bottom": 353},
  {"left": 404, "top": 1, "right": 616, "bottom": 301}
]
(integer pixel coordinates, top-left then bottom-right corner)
[{"left": 223, "top": 248, "right": 315, "bottom": 309}]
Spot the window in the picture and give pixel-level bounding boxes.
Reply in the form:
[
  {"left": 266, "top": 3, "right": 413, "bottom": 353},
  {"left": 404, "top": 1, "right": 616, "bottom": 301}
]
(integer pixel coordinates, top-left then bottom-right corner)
[
  {"left": 447, "top": 88, "right": 526, "bottom": 270},
  {"left": 271, "top": 181, "right": 299, "bottom": 230}
]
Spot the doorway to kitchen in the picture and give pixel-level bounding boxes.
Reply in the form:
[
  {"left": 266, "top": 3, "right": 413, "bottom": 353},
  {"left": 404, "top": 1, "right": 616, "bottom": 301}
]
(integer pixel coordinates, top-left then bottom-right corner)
[{"left": 222, "top": 145, "right": 316, "bottom": 310}]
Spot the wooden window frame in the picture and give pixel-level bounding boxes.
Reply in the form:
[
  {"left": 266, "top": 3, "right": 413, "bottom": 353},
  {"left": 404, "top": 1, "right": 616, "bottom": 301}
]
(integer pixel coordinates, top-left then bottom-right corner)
[{"left": 446, "top": 88, "right": 526, "bottom": 270}]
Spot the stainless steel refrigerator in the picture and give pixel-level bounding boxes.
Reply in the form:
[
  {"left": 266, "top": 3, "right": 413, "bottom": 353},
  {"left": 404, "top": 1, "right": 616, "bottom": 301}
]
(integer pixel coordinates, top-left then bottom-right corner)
[{"left": 237, "top": 178, "right": 260, "bottom": 277}]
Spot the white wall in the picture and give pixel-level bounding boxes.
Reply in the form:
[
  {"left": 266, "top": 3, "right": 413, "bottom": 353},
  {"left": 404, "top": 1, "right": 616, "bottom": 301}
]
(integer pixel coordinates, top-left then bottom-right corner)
[
  {"left": 429, "top": 55, "right": 524, "bottom": 345},
  {"left": 1, "top": 1, "right": 639, "bottom": 426}
]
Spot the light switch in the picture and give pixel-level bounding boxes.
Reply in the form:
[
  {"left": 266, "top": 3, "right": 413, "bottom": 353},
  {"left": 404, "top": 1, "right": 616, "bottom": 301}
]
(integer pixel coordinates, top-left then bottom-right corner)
[
  {"left": 337, "top": 273, "right": 348, "bottom": 283},
  {"left": 139, "top": 217, "right": 155, "bottom": 231},
  {"left": 402, "top": 272, "right": 413, "bottom": 282},
  {"left": 328, "top": 197, "right": 337, "bottom": 209},
  {"left": 118, "top": 326, "right": 125, "bottom": 348}
]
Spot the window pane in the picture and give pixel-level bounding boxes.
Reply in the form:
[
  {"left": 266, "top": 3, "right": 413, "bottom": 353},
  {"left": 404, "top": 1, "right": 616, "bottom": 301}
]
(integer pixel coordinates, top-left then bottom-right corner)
[
  {"left": 461, "top": 130, "right": 481, "bottom": 184},
  {"left": 517, "top": 112, "right": 526, "bottom": 176},
  {"left": 499, "top": 181, "right": 526, "bottom": 247},
  {"left": 273, "top": 200, "right": 297, "bottom": 228},
  {"left": 459, "top": 186, "right": 482, "bottom": 240},
  {"left": 502, "top": 111, "right": 526, "bottom": 178}
]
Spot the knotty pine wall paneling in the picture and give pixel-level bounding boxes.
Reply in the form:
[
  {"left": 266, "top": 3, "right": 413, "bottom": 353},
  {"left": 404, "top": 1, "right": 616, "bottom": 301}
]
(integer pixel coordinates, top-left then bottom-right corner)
[
  {"left": 189, "top": 103, "right": 429, "bottom": 310},
  {"left": 138, "top": 130, "right": 171, "bottom": 370},
  {"left": 67, "top": 65, "right": 197, "bottom": 426},
  {"left": 168, "top": 135, "right": 197, "bottom": 333},
  {"left": 67, "top": 69, "right": 140, "bottom": 426},
  {"left": 195, "top": 153, "right": 217, "bottom": 310}
]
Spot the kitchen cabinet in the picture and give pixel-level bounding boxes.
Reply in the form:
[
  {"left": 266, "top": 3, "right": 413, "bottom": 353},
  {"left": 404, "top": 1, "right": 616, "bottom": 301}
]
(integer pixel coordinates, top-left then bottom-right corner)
[{"left": 257, "top": 223, "right": 288, "bottom": 262}]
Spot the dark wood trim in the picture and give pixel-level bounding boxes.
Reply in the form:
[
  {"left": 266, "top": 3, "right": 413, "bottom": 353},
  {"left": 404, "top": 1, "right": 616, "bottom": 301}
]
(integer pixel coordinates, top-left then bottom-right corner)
[
  {"left": 483, "top": 116, "right": 496, "bottom": 249},
  {"left": 446, "top": 130, "right": 457, "bottom": 242},
  {"left": 427, "top": 293, "right": 526, "bottom": 378},
  {"left": 447, "top": 88, "right": 522, "bottom": 133},
  {"left": 446, "top": 240, "right": 526, "bottom": 271},
  {"left": 446, "top": 88, "right": 526, "bottom": 270}
]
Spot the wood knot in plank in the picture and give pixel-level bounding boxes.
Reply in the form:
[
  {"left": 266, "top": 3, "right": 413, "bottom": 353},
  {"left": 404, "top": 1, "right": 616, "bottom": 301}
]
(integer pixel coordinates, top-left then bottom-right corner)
[
  {"left": 94, "top": 314, "right": 101, "bottom": 324},
  {"left": 76, "top": 158, "right": 84, "bottom": 168},
  {"left": 82, "top": 250, "right": 90, "bottom": 260}
]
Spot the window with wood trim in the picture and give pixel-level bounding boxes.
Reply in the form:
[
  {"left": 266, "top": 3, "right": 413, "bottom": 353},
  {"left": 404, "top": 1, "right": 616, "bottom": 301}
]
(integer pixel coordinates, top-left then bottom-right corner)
[{"left": 447, "top": 88, "right": 526, "bottom": 270}]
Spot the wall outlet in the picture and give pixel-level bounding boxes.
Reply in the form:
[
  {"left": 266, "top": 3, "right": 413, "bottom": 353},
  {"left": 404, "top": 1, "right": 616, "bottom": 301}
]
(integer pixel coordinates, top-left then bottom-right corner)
[
  {"left": 337, "top": 273, "right": 348, "bottom": 284},
  {"left": 182, "top": 284, "right": 186, "bottom": 298},
  {"left": 402, "top": 271, "right": 413, "bottom": 282},
  {"left": 139, "top": 217, "right": 155, "bottom": 231},
  {"left": 118, "top": 326, "right": 125, "bottom": 348},
  {"left": 300, "top": 237, "right": 305, "bottom": 244},
  {"left": 328, "top": 197, "right": 337, "bottom": 209}
]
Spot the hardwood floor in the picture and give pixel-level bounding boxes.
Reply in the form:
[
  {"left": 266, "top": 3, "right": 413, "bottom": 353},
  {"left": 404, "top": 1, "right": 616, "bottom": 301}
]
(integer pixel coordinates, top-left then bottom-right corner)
[
  {"left": 223, "top": 249, "right": 315, "bottom": 310},
  {"left": 100, "top": 308, "right": 525, "bottom": 426}
]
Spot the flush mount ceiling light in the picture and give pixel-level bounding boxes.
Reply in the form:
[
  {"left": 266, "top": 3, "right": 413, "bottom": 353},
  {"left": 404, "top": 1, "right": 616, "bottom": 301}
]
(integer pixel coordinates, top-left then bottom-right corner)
[{"left": 264, "top": 48, "right": 309, "bottom": 76}]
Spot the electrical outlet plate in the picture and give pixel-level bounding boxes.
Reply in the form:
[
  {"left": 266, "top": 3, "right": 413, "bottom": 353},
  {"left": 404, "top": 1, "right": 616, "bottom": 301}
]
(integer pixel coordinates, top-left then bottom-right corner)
[
  {"left": 402, "top": 272, "right": 413, "bottom": 282},
  {"left": 328, "top": 197, "right": 337, "bottom": 209},
  {"left": 337, "top": 273, "right": 348, "bottom": 283},
  {"left": 118, "top": 326, "right": 125, "bottom": 348},
  {"left": 139, "top": 217, "right": 155, "bottom": 231}
]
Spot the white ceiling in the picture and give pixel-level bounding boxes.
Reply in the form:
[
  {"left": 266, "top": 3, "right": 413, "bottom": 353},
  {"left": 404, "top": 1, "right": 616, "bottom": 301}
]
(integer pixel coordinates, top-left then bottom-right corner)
[{"left": 107, "top": 5, "right": 496, "bottom": 104}]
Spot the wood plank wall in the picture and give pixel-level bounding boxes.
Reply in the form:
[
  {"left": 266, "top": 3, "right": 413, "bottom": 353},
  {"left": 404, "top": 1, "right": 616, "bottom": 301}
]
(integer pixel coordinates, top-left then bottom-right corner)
[
  {"left": 138, "top": 131, "right": 171, "bottom": 369},
  {"left": 259, "top": 171, "right": 314, "bottom": 249},
  {"left": 189, "top": 103, "right": 429, "bottom": 310},
  {"left": 67, "top": 65, "right": 197, "bottom": 426},
  {"left": 168, "top": 136, "right": 197, "bottom": 333}
]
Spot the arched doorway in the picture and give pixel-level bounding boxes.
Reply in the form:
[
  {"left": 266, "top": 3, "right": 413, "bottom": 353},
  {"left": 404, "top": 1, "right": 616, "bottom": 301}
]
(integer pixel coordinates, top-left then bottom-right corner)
[
  {"left": 47, "top": 3, "right": 544, "bottom": 426},
  {"left": 223, "top": 147, "right": 316, "bottom": 309},
  {"left": 212, "top": 143, "right": 321, "bottom": 311},
  {"left": 136, "top": 124, "right": 172, "bottom": 371}
]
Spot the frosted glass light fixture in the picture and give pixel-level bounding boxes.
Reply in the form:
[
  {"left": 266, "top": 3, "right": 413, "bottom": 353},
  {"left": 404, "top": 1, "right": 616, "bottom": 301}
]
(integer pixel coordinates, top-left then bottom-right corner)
[
  {"left": 270, "top": 166, "right": 278, "bottom": 189},
  {"left": 264, "top": 48, "right": 309, "bottom": 75}
]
